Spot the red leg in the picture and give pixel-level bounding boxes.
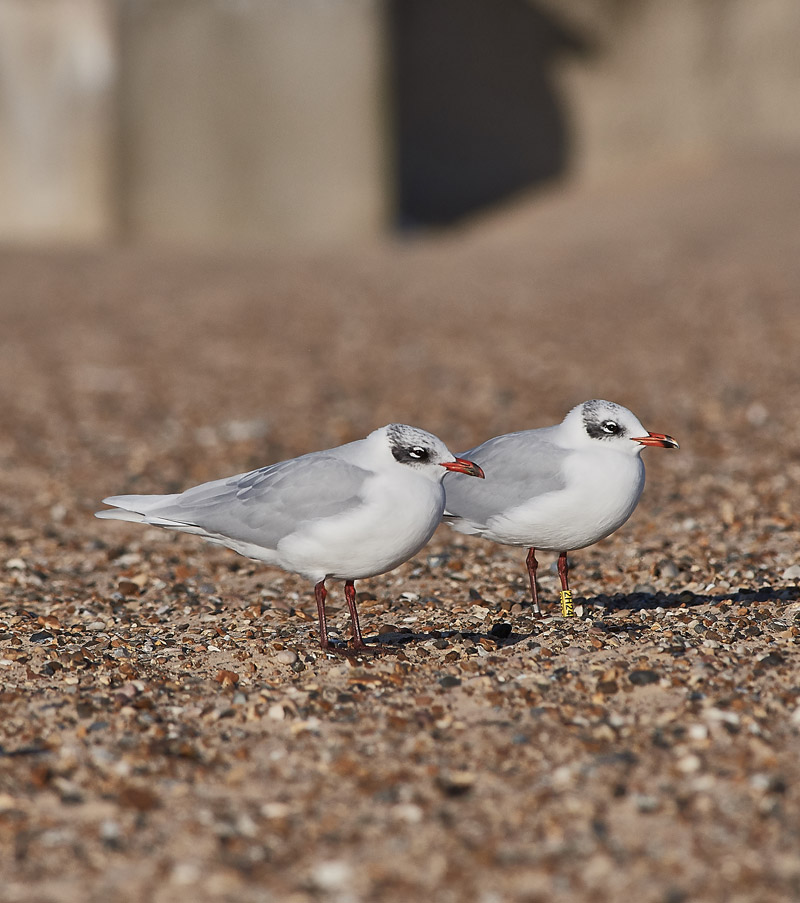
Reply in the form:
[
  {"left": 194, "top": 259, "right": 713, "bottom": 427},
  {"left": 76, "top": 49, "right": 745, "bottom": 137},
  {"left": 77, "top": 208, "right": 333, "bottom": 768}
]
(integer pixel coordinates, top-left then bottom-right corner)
[
  {"left": 557, "top": 551, "right": 569, "bottom": 591},
  {"left": 344, "top": 579, "right": 369, "bottom": 649},
  {"left": 557, "top": 551, "right": 575, "bottom": 617},
  {"left": 525, "top": 547, "right": 542, "bottom": 615},
  {"left": 314, "top": 579, "right": 332, "bottom": 650}
]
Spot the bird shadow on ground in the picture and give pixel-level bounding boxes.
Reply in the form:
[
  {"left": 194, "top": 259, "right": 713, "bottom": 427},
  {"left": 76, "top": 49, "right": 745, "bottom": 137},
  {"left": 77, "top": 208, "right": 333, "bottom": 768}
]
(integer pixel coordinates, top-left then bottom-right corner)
[
  {"left": 587, "top": 590, "right": 714, "bottom": 613},
  {"left": 360, "top": 585, "right": 789, "bottom": 652},
  {"left": 592, "top": 585, "right": 787, "bottom": 613}
]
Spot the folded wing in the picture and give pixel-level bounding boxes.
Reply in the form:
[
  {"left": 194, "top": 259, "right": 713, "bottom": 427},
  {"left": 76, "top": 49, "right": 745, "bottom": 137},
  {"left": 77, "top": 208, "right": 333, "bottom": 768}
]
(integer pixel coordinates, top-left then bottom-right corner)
[
  {"left": 97, "top": 452, "right": 371, "bottom": 552},
  {"left": 443, "top": 428, "right": 568, "bottom": 527}
]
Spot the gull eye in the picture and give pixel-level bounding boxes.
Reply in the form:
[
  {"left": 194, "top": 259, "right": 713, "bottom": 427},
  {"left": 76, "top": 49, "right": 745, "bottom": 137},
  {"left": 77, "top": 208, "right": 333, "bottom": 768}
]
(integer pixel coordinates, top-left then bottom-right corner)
[
  {"left": 602, "top": 420, "right": 620, "bottom": 435},
  {"left": 408, "top": 446, "right": 429, "bottom": 460}
]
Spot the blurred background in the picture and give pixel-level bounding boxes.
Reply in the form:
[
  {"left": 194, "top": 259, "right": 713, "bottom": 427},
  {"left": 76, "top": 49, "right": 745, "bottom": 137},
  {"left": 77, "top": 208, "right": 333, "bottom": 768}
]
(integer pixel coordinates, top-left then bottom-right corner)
[
  {"left": 3, "top": 6, "right": 800, "bottom": 902},
  {"left": 2, "top": 0, "right": 800, "bottom": 246}
]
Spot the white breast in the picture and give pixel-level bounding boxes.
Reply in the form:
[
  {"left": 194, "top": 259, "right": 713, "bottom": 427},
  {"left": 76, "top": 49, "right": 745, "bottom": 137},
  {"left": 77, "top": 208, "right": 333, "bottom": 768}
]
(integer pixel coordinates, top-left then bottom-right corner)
[
  {"left": 275, "top": 469, "right": 445, "bottom": 581},
  {"left": 481, "top": 448, "right": 645, "bottom": 551}
]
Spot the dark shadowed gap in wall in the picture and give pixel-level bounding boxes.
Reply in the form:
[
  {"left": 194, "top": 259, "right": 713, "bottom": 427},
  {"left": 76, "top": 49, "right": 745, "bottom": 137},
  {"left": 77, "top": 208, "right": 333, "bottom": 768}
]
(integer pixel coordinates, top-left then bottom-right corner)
[{"left": 387, "top": 0, "right": 592, "bottom": 229}]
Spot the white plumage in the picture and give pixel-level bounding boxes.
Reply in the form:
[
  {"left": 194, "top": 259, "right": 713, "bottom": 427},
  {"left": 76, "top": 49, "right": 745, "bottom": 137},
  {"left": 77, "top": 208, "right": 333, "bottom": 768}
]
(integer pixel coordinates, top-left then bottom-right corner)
[
  {"left": 97, "top": 423, "right": 484, "bottom": 650},
  {"left": 443, "top": 400, "right": 678, "bottom": 614}
]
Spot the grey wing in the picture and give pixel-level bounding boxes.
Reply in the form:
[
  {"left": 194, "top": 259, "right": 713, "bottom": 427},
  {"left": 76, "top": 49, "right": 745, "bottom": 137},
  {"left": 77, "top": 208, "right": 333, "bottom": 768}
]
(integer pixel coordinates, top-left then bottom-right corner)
[
  {"left": 122, "top": 452, "right": 371, "bottom": 550},
  {"left": 443, "top": 428, "right": 568, "bottom": 524}
]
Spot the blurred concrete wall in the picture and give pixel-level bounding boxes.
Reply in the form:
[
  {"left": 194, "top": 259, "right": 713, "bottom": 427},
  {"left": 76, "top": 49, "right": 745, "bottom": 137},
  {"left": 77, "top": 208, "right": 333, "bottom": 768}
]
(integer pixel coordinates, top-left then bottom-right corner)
[
  {"left": 117, "top": 0, "right": 388, "bottom": 245},
  {"left": 0, "top": 0, "right": 799, "bottom": 244},
  {"left": 549, "top": 0, "right": 800, "bottom": 184},
  {"left": 0, "top": 0, "right": 388, "bottom": 246},
  {"left": 0, "top": 0, "right": 116, "bottom": 241}
]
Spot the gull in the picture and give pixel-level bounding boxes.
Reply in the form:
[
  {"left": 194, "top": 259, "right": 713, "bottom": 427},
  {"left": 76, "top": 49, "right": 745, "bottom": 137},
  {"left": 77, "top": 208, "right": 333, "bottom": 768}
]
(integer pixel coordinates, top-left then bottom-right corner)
[
  {"left": 96, "top": 424, "right": 484, "bottom": 650},
  {"left": 442, "top": 400, "right": 678, "bottom": 615}
]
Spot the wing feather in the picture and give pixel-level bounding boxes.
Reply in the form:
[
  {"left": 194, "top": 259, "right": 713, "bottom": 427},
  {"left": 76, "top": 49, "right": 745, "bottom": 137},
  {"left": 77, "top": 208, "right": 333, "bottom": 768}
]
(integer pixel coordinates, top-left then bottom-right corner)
[
  {"left": 443, "top": 427, "right": 568, "bottom": 526},
  {"left": 101, "top": 452, "right": 371, "bottom": 551}
]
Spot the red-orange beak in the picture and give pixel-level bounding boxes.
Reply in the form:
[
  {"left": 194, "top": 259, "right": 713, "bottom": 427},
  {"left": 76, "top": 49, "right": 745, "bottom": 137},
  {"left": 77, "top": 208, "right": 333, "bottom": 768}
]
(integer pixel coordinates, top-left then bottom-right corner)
[
  {"left": 441, "top": 457, "right": 485, "bottom": 478},
  {"left": 632, "top": 432, "right": 680, "bottom": 449}
]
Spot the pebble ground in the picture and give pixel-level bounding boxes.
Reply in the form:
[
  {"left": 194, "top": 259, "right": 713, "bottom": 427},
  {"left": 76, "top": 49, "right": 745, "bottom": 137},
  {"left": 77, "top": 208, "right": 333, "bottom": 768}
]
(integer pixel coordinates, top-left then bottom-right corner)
[{"left": 1, "top": 153, "right": 799, "bottom": 903}]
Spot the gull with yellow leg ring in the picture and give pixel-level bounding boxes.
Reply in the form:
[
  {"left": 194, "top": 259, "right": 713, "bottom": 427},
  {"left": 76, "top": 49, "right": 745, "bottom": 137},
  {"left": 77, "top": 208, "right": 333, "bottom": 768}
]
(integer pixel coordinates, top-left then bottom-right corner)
[{"left": 442, "top": 400, "right": 679, "bottom": 616}]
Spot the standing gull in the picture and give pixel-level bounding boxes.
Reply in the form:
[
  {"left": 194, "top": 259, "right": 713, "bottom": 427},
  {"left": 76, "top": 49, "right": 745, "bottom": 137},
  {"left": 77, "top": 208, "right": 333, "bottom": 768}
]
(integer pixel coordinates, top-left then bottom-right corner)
[
  {"left": 442, "top": 400, "right": 678, "bottom": 615},
  {"left": 96, "top": 424, "right": 484, "bottom": 650}
]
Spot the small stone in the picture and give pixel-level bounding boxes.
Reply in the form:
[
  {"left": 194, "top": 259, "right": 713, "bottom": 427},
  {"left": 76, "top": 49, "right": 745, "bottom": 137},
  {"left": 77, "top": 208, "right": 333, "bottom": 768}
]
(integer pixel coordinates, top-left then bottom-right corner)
[
  {"left": 757, "top": 652, "right": 783, "bottom": 668},
  {"left": 628, "top": 669, "right": 660, "bottom": 686},
  {"left": 782, "top": 565, "right": 800, "bottom": 581},
  {"left": 746, "top": 401, "right": 768, "bottom": 426},
  {"left": 99, "top": 819, "right": 122, "bottom": 848},
  {"left": 50, "top": 503, "right": 67, "bottom": 522},
  {"left": 633, "top": 794, "right": 660, "bottom": 813},
  {"left": 392, "top": 803, "right": 423, "bottom": 823},
  {"left": 275, "top": 649, "right": 298, "bottom": 665},
  {"left": 54, "top": 779, "right": 84, "bottom": 804},
  {"left": 439, "top": 675, "right": 461, "bottom": 689},
  {"left": 261, "top": 802, "right": 291, "bottom": 819},
  {"left": 687, "top": 724, "right": 708, "bottom": 741},
  {"left": 0, "top": 793, "right": 20, "bottom": 812},
  {"left": 311, "top": 860, "right": 353, "bottom": 892},
  {"left": 437, "top": 769, "right": 476, "bottom": 796},
  {"left": 171, "top": 862, "right": 201, "bottom": 886},
  {"left": 30, "top": 630, "right": 54, "bottom": 645},
  {"left": 658, "top": 560, "right": 681, "bottom": 579},
  {"left": 705, "top": 708, "right": 740, "bottom": 727},
  {"left": 215, "top": 669, "right": 239, "bottom": 688},
  {"left": 489, "top": 622, "right": 512, "bottom": 639},
  {"left": 676, "top": 754, "right": 702, "bottom": 773}
]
